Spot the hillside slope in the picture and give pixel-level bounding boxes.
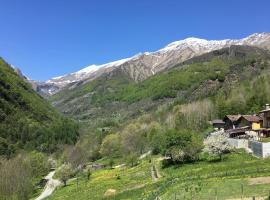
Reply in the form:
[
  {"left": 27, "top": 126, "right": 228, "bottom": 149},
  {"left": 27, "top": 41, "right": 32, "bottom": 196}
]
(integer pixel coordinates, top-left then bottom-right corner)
[
  {"left": 0, "top": 58, "right": 79, "bottom": 157},
  {"left": 50, "top": 45, "right": 270, "bottom": 131}
]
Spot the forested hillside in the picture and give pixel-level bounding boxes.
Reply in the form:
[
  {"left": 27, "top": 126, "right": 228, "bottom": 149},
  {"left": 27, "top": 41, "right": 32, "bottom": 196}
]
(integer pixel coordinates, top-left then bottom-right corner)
[
  {"left": 50, "top": 45, "right": 270, "bottom": 132},
  {"left": 0, "top": 58, "right": 79, "bottom": 157}
]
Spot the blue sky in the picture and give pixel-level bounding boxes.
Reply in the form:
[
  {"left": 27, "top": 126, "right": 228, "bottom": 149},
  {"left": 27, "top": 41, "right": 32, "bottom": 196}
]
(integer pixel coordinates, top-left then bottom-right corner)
[{"left": 0, "top": 0, "right": 269, "bottom": 80}]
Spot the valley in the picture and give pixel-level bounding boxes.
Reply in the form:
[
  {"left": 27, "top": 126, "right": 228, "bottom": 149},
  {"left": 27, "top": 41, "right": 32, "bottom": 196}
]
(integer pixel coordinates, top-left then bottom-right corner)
[{"left": 2, "top": 33, "right": 270, "bottom": 200}]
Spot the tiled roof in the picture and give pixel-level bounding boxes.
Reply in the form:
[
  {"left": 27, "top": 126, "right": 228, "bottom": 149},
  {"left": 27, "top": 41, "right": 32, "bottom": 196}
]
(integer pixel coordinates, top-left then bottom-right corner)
[
  {"left": 241, "top": 115, "right": 262, "bottom": 122},
  {"left": 225, "top": 115, "right": 241, "bottom": 122},
  {"left": 212, "top": 119, "right": 225, "bottom": 124}
]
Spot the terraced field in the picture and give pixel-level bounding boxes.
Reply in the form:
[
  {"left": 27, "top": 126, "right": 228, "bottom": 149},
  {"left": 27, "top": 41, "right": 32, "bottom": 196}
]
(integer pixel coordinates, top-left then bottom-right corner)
[{"left": 46, "top": 151, "right": 270, "bottom": 200}]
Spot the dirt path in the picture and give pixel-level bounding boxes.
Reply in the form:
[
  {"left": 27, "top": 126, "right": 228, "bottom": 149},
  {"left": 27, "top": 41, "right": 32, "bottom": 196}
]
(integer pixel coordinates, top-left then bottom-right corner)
[
  {"left": 227, "top": 197, "right": 266, "bottom": 200},
  {"left": 151, "top": 164, "right": 161, "bottom": 181},
  {"left": 139, "top": 151, "right": 151, "bottom": 159},
  {"left": 35, "top": 171, "right": 61, "bottom": 200},
  {"left": 248, "top": 176, "right": 270, "bottom": 185},
  {"left": 151, "top": 165, "right": 158, "bottom": 181}
]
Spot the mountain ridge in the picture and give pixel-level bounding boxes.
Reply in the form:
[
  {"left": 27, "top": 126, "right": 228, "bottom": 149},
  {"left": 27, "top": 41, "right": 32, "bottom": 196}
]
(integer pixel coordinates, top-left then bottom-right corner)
[{"left": 34, "top": 32, "right": 270, "bottom": 96}]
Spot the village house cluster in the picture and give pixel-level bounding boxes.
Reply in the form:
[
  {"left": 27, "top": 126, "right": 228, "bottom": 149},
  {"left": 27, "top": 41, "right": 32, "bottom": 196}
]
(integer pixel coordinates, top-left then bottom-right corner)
[
  {"left": 211, "top": 104, "right": 270, "bottom": 158},
  {"left": 212, "top": 104, "right": 270, "bottom": 138}
]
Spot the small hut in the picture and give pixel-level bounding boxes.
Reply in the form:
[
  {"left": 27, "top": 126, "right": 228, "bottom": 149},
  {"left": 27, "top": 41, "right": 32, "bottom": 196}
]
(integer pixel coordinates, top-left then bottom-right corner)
[
  {"left": 211, "top": 119, "right": 225, "bottom": 130},
  {"left": 223, "top": 115, "right": 241, "bottom": 130}
]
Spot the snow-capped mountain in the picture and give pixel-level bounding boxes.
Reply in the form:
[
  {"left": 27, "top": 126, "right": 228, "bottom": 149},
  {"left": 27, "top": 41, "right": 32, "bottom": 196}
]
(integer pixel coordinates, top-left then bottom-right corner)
[{"left": 37, "top": 33, "right": 270, "bottom": 96}]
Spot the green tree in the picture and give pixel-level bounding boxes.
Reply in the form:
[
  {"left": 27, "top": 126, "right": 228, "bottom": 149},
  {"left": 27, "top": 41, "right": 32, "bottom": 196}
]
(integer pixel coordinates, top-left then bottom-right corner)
[
  {"left": 0, "top": 155, "right": 33, "bottom": 200},
  {"left": 148, "top": 128, "right": 166, "bottom": 154},
  {"left": 121, "top": 123, "right": 147, "bottom": 155},
  {"left": 164, "top": 129, "right": 203, "bottom": 164},
  {"left": 204, "top": 134, "right": 231, "bottom": 161},
  {"left": 126, "top": 153, "right": 139, "bottom": 167},
  {"left": 100, "top": 134, "right": 121, "bottom": 158},
  {"left": 56, "top": 163, "right": 74, "bottom": 186},
  {"left": 27, "top": 151, "right": 49, "bottom": 177}
]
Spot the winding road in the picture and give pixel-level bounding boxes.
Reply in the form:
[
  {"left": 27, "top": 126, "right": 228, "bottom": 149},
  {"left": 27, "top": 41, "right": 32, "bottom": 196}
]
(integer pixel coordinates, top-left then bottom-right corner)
[{"left": 35, "top": 171, "right": 61, "bottom": 200}]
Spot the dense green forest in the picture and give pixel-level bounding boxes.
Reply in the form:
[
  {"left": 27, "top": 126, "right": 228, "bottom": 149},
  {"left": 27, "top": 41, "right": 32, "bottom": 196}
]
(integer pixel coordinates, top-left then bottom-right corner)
[{"left": 0, "top": 58, "right": 79, "bottom": 157}]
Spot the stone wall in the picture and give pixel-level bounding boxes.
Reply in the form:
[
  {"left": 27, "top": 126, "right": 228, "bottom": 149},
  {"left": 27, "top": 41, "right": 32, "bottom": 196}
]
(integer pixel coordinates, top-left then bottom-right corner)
[
  {"left": 248, "top": 140, "right": 270, "bottom": 158},
  {"left": 228, "top": 138, "right": 249, "bottom": 149}
]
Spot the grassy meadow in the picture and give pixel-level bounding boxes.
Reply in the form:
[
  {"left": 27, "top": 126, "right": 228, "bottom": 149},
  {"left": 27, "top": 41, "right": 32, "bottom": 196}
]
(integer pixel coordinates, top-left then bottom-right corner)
[{"left": 46, "top": 151, "right": 270, "bottom": 200}]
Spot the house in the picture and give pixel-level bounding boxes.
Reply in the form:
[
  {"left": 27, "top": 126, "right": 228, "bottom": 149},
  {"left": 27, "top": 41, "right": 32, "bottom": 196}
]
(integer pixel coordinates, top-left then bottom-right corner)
[
  {"left": 211, "top": 119, "right": 225, "bottom": 130},
  {"left": 221, "top": 104, "right": 270, "bottom": 158},
  {"left": 237, "top": 115, "right": 262, "bottom": 130},
  {"left": 258, "top": 104, "right": 270, "bottom": 137},
  {"left": 259, "top": 104, "right": 270, "bottom": 128},
  {"left": 223, "top": 115, "right": 241, "bottom": 130}
]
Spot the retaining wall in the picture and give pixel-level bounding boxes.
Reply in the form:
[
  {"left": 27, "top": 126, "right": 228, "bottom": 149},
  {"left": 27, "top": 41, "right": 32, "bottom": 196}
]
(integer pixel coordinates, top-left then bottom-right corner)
[
  {"left": 228, "top": 138, "right": 249, "bottom": 149},
  {"left": 248, "top": 140, "right": 270, "bottom": 158}
]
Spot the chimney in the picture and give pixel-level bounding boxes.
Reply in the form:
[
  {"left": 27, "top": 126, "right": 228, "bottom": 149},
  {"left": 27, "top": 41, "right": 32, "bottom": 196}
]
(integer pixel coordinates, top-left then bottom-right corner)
[{"left": 266, "top": 104, "right": 270, "bottom": 110}]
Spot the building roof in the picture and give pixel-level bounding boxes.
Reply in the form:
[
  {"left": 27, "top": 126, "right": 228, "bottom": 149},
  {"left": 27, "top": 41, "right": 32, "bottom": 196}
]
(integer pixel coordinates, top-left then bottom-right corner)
[
  {"left": 212, "top": 119, "right": 225, "bottom": 124},
  {"left": 258, "top": 113, "right": 264, "bottom": 118},
  {"left": 259, "top": 109, "right": 270, "bottom": 113},
  {"left": 240, "top": 115, "right": 262, "bottom": 122},
  {"left": 224, "top": 115, "right": 241, "bottom": 122},
  {"left": 225, "top": 126, "right": 249, "bottom": 135}
]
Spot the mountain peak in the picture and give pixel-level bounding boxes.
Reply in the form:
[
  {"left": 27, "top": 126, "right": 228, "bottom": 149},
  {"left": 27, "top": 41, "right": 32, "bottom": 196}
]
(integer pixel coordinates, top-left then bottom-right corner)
[
  {"left": 159, "top": 37, "right": 209, "bottom": 52},
  {"left": 34, "top": 33, "right": 270, "bottom": 96}
]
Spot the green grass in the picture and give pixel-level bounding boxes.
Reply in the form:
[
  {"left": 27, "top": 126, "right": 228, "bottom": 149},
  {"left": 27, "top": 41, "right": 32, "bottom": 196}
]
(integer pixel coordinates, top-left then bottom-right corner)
[
  {"left": 47, "top": 152, "right": 270, "bottom": 200},
  {"left": 156, "top": 152, "right": 270, "bottom": 200},
  {"left": 161, "top": 178, "right": 270, "bottom": 200},
  {"left": 47, "top": 159, "right": 159, "bottom": 200},
  {"left": 259, "top": 138, "right": 270, "bottom": 143}
]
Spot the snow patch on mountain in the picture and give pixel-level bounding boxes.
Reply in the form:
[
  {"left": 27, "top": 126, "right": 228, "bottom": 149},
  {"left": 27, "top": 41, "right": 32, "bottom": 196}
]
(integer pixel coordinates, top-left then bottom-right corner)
[{"left": 36, "top": 32, "right": 270, "bottom": 96}]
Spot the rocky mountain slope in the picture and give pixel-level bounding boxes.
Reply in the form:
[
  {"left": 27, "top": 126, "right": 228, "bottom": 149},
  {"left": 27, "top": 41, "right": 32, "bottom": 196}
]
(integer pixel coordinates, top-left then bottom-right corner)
[{"left": 37, "top": 33, "right": 270, "bottom": 96}]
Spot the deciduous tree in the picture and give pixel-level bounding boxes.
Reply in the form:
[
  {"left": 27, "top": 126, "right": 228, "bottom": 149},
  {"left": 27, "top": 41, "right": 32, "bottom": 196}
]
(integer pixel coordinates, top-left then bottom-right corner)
[{"left": 204, "top": 134, "right": 231, "bottom": 161}]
